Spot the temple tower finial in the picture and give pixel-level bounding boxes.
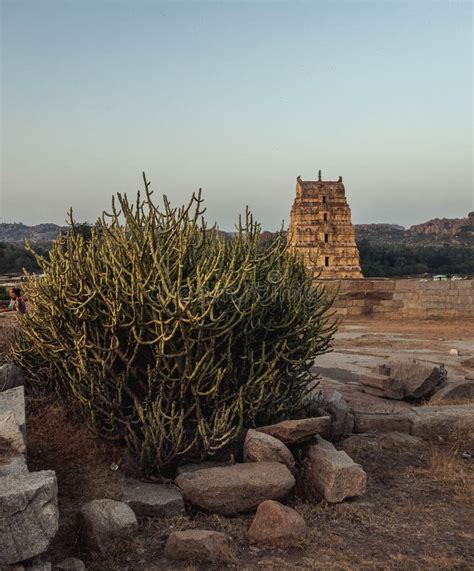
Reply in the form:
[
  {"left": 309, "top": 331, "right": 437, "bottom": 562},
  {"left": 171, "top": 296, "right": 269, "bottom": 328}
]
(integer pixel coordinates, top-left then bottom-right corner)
[{"left": 318, "top": 169, "right": 322, "bottom": 181}]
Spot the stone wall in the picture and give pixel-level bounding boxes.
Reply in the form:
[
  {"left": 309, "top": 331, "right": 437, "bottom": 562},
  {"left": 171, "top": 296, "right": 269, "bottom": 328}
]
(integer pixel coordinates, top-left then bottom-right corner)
[{"left": 326, "top": 279, "right": 474, "bottom": 319}]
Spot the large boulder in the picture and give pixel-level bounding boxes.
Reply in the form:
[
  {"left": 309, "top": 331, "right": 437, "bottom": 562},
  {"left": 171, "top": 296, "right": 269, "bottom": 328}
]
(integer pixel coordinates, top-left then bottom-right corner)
[
  {"left": 0, "top": 363, "right": 26, "bottom": 392},
  {"left": 247, "top": 500, "right": 307, "bottom": 547},
  {"left": 256, "top": 416, "right": 330, "bottom": 444},
  {"left": 304, "top": 436, "right": 367, "bottom": 503},
  {"left": 0, "top": 471, "right": 59, "bottom": 565},
  {"left": 175, "top": 462, "right": 295, "bottom": 515},
  {"left": 243, "top": 429, "right": 295, "bottom": 470},
  {"left": 78, "top": 499, "right": 137, "bottom": 554},
  {"left": 164, "top": 530, "right": 235, "bottom": 563},
  {"left": 122, "top": 480, "right": 184, "bottom": 517}
]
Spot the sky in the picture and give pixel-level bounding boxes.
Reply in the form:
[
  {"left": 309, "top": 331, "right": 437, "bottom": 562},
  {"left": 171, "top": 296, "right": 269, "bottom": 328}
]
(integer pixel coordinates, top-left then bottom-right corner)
[{"left": 1, "top": 0, "right": 472, "bottom": 230}]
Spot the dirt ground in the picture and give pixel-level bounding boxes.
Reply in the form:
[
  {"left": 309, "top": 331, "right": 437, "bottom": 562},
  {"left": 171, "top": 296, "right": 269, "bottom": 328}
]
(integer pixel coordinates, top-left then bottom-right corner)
[{"left": 16, "top": 317, "right": 472, "bottom": 571}]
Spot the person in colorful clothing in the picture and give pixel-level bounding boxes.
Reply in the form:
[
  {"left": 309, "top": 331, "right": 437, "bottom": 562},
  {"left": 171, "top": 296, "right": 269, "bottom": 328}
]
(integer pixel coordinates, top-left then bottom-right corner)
[{"left": 0, "top": 288, "right": 27, "bottom": 314}]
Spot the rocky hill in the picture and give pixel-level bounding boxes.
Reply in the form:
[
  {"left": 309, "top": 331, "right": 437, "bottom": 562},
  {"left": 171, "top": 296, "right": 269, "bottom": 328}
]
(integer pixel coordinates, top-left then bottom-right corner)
[{"left": 0, "top": 223, "right": 66, "bottom": 246}]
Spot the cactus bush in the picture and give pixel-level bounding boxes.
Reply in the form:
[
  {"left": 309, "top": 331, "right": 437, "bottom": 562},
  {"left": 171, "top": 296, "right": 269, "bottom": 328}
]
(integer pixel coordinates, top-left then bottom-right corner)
[{"left": 12, "top": 175, "right": 338, "bottom": 472}]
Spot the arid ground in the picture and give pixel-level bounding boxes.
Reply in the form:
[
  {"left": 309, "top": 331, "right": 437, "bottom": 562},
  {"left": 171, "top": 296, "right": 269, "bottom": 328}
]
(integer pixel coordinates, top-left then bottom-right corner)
[{"left": 2, "top": 315, "right": 473, "bottom": 570}]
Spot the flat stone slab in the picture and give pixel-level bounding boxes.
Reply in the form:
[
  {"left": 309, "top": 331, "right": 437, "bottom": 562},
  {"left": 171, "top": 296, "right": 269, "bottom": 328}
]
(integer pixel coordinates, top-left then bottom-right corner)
[
  {"left": 122, "top": 480, "right": 184, "bottom": 517},
  {"left": 175, "top": 462, "right": 295, "bottom": 515},
  {"left": 0, "top": 386, "right": 25, "bottom": 438},
  {"left": 410, "top": 404, "right": 474, "bottom": 438},
  {"left": 0, "top": 470, "right": 58, "bottom": 565},
  {"left": 304, "top": 436, "right": 367, "bottom": 503},
  {"left": 164, "top": 529, "right": 235, "bottom": 563},
  {"left": 256, "top": 417, "right": 331, "bottom": 444}
]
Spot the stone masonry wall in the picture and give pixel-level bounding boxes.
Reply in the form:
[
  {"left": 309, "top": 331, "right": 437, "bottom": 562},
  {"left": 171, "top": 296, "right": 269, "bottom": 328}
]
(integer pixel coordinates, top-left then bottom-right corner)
[{"left": 326, "top": 279, "right": 474, "bottom": 319}]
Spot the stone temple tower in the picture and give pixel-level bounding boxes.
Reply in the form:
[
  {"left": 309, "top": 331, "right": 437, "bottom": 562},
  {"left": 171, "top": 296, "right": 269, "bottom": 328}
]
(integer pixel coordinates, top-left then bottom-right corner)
[{"left": 288, "top": 171, "right": 362, "bottom": 278}]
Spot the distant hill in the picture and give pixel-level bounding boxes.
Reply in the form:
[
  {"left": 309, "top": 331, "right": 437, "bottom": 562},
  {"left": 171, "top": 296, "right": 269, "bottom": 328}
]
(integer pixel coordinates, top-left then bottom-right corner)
[{"left": 0, "top": 223, "right": 66, "bottom": 246}]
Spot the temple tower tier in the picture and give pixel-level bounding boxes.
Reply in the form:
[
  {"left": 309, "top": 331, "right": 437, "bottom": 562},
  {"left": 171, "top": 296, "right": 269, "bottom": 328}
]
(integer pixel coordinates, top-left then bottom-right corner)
[{"left": 288, "top": 173, "right": 363, "bottom": 279}]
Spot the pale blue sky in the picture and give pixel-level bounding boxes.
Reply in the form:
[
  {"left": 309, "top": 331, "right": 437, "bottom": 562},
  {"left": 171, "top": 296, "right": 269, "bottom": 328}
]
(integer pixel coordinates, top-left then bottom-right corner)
[{"left": 1, "top": 0, "right": 472, "bottom": 229}]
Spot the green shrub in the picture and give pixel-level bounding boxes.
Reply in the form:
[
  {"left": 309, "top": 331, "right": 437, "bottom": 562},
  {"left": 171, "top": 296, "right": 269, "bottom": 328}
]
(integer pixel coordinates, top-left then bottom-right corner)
[{"left": 12, "top": 175, "right": 338, "bottom": 473}]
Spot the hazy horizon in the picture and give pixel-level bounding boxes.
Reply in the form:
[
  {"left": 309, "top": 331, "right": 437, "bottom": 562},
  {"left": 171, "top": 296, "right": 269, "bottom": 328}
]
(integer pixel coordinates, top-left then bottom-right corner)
[{"left": 1, "top": 1, "right": 473, "bottom": 230}]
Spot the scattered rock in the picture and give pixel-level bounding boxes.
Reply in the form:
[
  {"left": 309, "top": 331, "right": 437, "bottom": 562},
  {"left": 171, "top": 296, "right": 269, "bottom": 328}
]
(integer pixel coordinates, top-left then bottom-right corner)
[
  {"left": 304, "top": 436, "right": 367, "bottom": 503},
  {"left": 244, "top": 429, "right": 295, "bottom": 470},
  {"left": 354, "top": 412, "right": 412, "bottom": 434},
  {"left": 175, "top": 462, "right": 295, "bottom": 514},
  {"left": 0, "top": 364, "right": 26, "bottom": 392},
  {"left": 164, "top": 530, "right": 235, "bottom": 563},
  {"left": 0, "top": 386, "right": 26, "bottom": 438},
  {"left": 54, "top": 558, "right": 86, "bottom": 571},
  {"left": 449, "top": 348, "right": 459, "bottom": 356},
  {"left": 430, "top": 380, "right": 474, "bottom": 402},
  {"left": 256, "top": 416, "right": 331, "bottom": 444},
  {"left": 122, "top": 479, "right": 184, "bottom": 517},
  {"left": 410, "top": 404, "right": 474, "bottom": 439},
  {"left": 78, "top": 499, "right": 138, "bottom": 554},
  {"left": 342, "top": 432, "right": 424, "bottom": 455},
  {"left": 247, "top": 500, "right": 307, "bottom": 547},
  {"left": 0, "top": 471, "right": 59, "bottom": 565}
]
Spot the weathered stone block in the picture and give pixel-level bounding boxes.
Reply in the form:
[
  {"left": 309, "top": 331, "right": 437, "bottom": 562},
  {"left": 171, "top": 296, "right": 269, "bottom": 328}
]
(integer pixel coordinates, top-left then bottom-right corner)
[
  {"left": 0, "top": 386, "right": 25, "bottom": 438},
  {"left": 243, "top": 429, "right": 295, "bottom": 470},
  {"left": 247, "top": 500, "right": 307, "bottom": 547},
  {"left": 256, "top": 416, "right": 330, "bottom": 444},
  {"left": 304, "top": 436, "right": 366, "bottom": 503},
  {"left": 0, "top": 471, "right": 58, "bottom": 565}
]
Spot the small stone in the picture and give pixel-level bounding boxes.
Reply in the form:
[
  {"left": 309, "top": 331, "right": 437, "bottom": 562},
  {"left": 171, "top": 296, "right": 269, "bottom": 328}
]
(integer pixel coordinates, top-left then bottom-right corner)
[
  {"left": 256, "top": 416, "right": 331, "bottom": 444},
  {"left": 164, "top": 529, "right": 235, "bottom": 563},
  {"left": 304, "top": 436, "right": 367, "bottom": 503},
  {"left": 176, "top": 462, "right": 295, "bottom": 515},
  {"left": 0, "top": 363, "right": 26, "bottom": 392},
  {"left": 78, "top": 499, "right": 137, "bottom": 554},
  {"left": 449, "top": 348, "right": 459, "bottom": 356},
  {"left": 122, "top": 480, "right": 184, "bottom": 517},
  {"left": 244, "top": 429, "right": 295, "bottom": 470},
  {"left": 0, "top": 471, "right": 59, "bottom": 565},
  {"left": 54, "top": 558, "right": 86, "bottom": 571},
  {"left": 247, "top": 500, "right": 307, "bottom": 547}
]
